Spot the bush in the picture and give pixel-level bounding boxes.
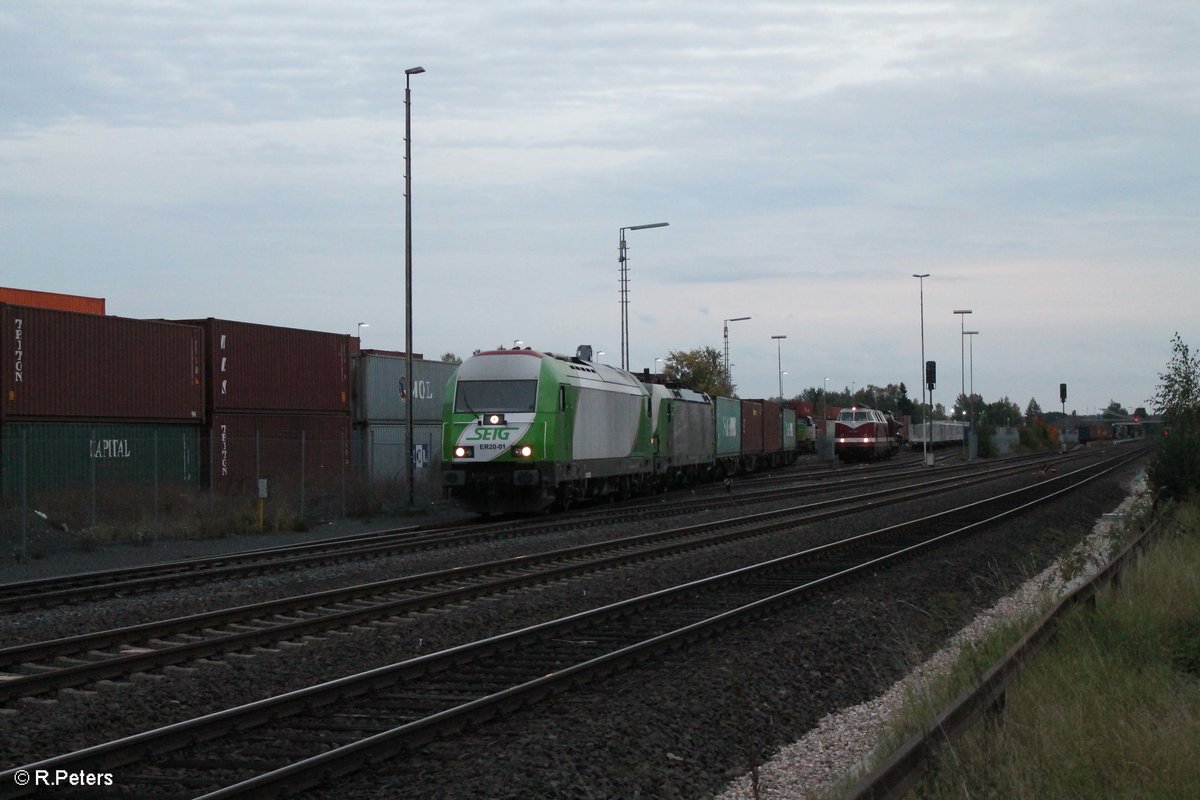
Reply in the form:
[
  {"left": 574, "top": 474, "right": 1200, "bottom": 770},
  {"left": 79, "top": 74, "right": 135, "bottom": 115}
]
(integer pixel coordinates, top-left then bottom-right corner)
[{"left": 1149, "top": 412, "right": 1200, "bottom": 502}]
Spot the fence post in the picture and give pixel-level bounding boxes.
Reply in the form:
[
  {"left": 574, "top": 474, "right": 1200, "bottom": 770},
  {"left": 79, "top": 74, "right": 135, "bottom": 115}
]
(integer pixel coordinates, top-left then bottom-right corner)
[
  {"left": 153, "top": 430, "right": 160, "bottom": 541},
  {"left": 21, "top": 428, "right": 29, "bottom": 562},
  {"left": 90, "top": 426, "right": 97, "bottom": 530},
  {"left": 300, "top": 429, "right": 306, "bottom": 521}
]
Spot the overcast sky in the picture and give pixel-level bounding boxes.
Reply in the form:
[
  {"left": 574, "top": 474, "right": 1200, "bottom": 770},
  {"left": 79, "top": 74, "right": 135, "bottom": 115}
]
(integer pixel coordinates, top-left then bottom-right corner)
[{"left": 3, "top": 1, "right": 1196, "bottom": 416}]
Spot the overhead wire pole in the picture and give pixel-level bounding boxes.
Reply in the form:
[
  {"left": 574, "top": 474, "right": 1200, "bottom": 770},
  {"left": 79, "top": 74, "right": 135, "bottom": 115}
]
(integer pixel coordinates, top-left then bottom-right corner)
[
  {"left": 618, "top": 222, "right": 669, "bottom": 371},
  {"left": 772, "top": 335, "right": 787, "bottom": 400},
  {"left": 723, "top": 316, "right": 751, "bottom": 390},
  {"left": 954, "top": 309, "right": 972, "bottom": 458}
]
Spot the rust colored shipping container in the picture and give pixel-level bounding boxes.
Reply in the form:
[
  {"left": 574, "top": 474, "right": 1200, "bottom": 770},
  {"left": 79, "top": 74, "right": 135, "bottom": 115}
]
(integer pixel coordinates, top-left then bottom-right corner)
[
  {"left": 760, "top": 399, "right": 782, "bottom": 452},
  {"left": 786, "top": 400, "right": 815, "bottom": 419},
  {"left": 1, "top": 305, "right": 204, "bottom": 422},
  {"left": 740, "top": 399, "right": 764, "bottom": 456},
  {"left": 205, "top": 412, "right": 350, "bottom": 496},
  {"left": 179, "top": 318, "right": 352, "bottom": 413},
  {"left": 0, "top": 287, "right": 105, "bottom": 315}
]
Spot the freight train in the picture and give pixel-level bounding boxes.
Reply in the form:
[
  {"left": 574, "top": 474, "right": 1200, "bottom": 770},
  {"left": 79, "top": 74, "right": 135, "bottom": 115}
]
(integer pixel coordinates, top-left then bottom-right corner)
[
  {"left": 441, "top": 348, "right": 806, "bottom": 514},
  {"left": 907, "top": 420, "right": 968, "bottom": 447}
]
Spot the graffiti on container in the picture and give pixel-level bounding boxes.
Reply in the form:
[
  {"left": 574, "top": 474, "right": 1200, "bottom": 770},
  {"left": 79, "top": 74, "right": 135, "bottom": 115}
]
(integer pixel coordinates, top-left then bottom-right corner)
[
  {"left": 722, "top": 417, "right": 737, "bottom": 438},
  {"left": 413, "top": 443, "right": 430, "bottom": 469},
  {"left": 12, "top": 316, "right": 22, "bottom": 384},
  {"left": 90, "top": 439, "right": 131, "bottom": 458},
  {"left": 219, "top": 423, "right": 230, "bottom": 476}
]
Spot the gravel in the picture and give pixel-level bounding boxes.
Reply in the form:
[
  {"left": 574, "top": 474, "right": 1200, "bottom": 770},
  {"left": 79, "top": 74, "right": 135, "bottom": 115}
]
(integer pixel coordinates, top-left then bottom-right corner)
[{"left": 0, "top": 450, "right": 1149, "bottom": 799}]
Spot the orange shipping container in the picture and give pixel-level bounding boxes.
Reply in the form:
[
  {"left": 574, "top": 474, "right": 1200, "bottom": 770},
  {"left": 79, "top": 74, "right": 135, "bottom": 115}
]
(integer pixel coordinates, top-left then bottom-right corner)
[{"left": 0, "top": 287, "right": 105, "bottom": 315}]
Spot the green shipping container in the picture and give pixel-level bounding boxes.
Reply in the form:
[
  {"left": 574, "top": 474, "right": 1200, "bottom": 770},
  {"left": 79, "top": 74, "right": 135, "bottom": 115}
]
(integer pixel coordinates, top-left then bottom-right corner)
[
  {"left": 715, "top": 396, "right": 742, "bottom": 457},
  {"left": 2, "top": 422, "right": 201, "bottom": 501}
]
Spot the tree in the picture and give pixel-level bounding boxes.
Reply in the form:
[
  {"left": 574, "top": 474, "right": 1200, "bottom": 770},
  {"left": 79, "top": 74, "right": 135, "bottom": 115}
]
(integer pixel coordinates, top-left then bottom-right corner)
[
  {"left": 982, "top": 397, "right": 1022, "bottom": 429},
  {"left": 896, "top": 382, "right": 915, "bottom": 417},
  {"left": 1025, "top": 398, "right": 1042, "bottom": 424},
  {"left": 1150, "top": 332, "right": 1200, "bottom": 420},
  {"left": 441, "top": 352, "right": 462, "bottom": 365},
  {"left": 664, "top": 347, "right": 733, "bottom": 397},
  {"left": 1148, "top": 333, "right": 1200, "bottom": 500},
  {"left": 1104, "top": 400, "right": 1128, "bottom": 416}
]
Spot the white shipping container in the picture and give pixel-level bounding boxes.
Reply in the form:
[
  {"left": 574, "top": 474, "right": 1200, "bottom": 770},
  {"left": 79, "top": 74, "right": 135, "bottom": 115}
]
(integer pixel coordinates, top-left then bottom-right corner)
[{"left": 354, "top": 353, "right": 456, "bottom": 423}]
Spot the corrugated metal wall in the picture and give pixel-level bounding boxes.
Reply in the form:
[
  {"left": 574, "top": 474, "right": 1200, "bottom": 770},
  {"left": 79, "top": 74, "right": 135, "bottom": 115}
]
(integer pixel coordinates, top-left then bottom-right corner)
[
  {"left": 353, "top": 353, "right": 455, "bottom": 422},
  {"left": 0, "top": 288, "right": 105, "bottom": 315},
  {"left": 205, "top": 412, "right": 350, "bottom": 502},
  {"left": 179, "top": 318, "right": 353, "bottom": 413},
  {"left": 2, "top": 421, "right": 201, "bottom": 501},
  {"left": 2, "top": 305, "right": 205, "bottom": 422}
]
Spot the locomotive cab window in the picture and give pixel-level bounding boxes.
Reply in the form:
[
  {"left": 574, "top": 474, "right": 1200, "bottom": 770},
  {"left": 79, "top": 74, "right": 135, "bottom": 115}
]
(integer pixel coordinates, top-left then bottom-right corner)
[{"left": 454, "top": 380, "right": 537, "bottom": 413}]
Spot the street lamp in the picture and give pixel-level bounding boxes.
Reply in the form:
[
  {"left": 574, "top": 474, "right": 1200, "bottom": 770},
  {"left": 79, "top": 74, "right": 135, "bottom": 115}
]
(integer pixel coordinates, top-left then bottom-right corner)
[
  {"left": 823, "top": 376, "right": 830, "bottom": 437},
  {"left": 618, "top": 222, "right": 669, "bottom": 370},
  {"left": 357, "top": 322, "right": 369, "bottom": 340},
  {"left": 953, "top": 309, "right": 972, "bottom": 458},
  {"left": 953, "top": 310, "right": 973, "bottom": 411},
  {"left": 913, "top": 274, "right": 930, "bottom": 466},
  {"left": 771, "top": 335, "right": 787, "bottom": 400},
  {"left": 964, "top": 331, "right": 979, "bottom": 397},
  {"left": 404, "top": 64, "right": 425, "bottom": 508},
  {"left": 654, "top": 357, "right": 665, "bottom": 377},
  {"left": 723, "top": 316, "right": 751, "bottom": 389},
  {"left": 965, "top": 330, "right": 979, "bottom": 434}
]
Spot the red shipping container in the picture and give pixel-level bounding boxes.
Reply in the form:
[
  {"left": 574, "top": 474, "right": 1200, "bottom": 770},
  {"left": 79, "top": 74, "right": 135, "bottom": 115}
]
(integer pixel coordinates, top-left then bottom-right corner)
[
  {"left": 786, "top": 400, "right": 815, "bottom": 419},
  {"left": 206, "top": 412, "right": 351, "bottom": 495},
  {"left": 760, "top": 399, "right": 782, "bottom": 452},
  {"left": 179, "top": 319, "right": 352, "bottom": 413},
  {"left": 740, "top": 399, "right": 764, "bottom": 456},
  {"left": 0, "top": 287, "right": 105, "bottom": 315},
  {"left": 2, "top": 305, "right": 204, "bottom": 422}
]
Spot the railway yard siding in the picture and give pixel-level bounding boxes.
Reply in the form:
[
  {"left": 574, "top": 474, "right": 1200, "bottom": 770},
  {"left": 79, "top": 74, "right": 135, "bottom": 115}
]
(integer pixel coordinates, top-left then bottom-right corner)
[{"left": 2, "top": 305, "right": 205, "bottom": 423}]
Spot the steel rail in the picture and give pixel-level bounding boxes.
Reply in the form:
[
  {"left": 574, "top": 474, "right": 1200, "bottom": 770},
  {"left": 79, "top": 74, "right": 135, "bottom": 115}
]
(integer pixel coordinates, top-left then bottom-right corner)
[
  {"left": 0, "top": 450, "right": 1103, "bottom": 702},
  {"left": 840, "top": 487, "right": 1165, "bottom": 800},
  {"left": 0, "top": 450, "right": 1092, "bottom": 612},
  {"left": 0, "top": 450, "right": 1143, "bottom": 798}
]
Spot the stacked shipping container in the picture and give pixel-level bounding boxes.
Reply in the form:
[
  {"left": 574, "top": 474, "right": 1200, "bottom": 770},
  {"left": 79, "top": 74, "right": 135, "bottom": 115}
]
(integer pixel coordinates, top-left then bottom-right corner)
[
  {"left": 176, "top": 319, "right": 355, "bottom": 501},
  {"left": 0, "top": 287, "right": 105, "bottom": 315},
  {"left": 1, "top": 305, "right": 204, "bottom": 501},
  {"left": 352, "top": 351, "right": 456, "bottom": 500}
]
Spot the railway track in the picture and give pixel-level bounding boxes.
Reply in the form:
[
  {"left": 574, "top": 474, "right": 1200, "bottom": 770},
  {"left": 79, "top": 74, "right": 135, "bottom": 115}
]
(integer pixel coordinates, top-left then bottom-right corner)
[
  {"left": 0, "top": 450, "right": 1076, "bottom": 612},
  {"left": 0, "top": 447, "right": 1145, "bottom": 798},
  {"left": 0, "top": 450, "right": 1107, "bottom": 703}
]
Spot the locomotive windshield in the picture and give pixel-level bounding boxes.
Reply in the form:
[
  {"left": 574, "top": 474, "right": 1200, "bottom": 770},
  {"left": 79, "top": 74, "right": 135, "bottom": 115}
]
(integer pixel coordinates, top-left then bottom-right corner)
[{"left": 455, "top": 380, "right": 538, "bottom": 413}]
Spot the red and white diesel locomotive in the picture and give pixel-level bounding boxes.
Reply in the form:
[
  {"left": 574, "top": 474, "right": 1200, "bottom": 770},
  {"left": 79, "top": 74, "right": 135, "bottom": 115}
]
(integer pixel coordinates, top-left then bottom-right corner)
[{"left": 833, "top": 405, "right": 902, "bottom": 461}]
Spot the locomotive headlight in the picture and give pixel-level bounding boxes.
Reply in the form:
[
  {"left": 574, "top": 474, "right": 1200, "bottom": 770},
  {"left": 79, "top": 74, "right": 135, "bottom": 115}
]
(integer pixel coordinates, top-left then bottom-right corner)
[
  {"left": 454, "top": 445, "right": 474, "bottom": 458},
  {"left": 484, "top": 413, "right": 507, "bottom": 426},
  {"left": 514, "top": 444, "right": 533, "bottom": 458}
]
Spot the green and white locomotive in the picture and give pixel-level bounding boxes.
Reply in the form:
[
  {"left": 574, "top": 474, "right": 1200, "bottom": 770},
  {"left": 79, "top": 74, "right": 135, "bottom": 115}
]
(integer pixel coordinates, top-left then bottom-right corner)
[{"left": 442, "top": 348, "right": 655, "bottom": 514}]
